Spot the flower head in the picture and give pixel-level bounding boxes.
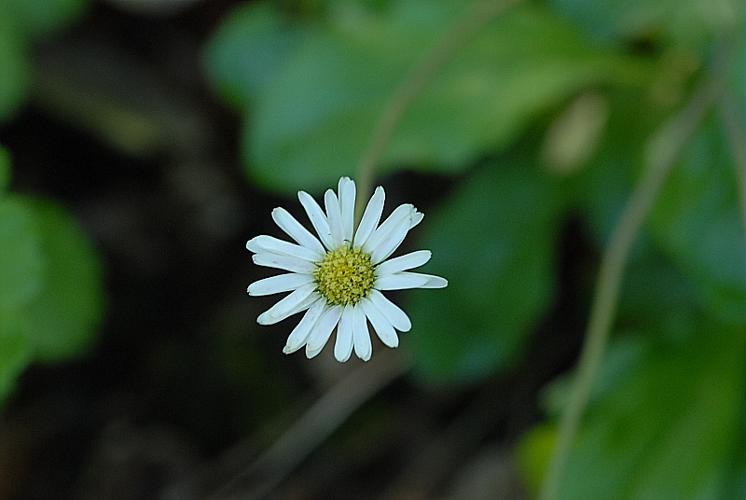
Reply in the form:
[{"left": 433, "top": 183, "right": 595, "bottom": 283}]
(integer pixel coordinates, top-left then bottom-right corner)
[{"left": 246, "top": 177, "right": 447, "bottom": 362}]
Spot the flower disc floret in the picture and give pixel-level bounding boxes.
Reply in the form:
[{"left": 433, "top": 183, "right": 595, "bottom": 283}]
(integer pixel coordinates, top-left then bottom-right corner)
[{"left": 314, "top": 246, "right": 375, "bottom": 306}]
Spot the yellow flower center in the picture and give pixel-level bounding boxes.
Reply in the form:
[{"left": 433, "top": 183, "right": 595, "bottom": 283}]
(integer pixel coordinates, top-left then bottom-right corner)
[{"left": 314, "top": 246, "right": 376, "bottom": 306}]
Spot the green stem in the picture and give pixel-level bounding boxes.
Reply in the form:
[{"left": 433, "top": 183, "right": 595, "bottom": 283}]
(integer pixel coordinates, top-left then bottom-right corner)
[
  {"left": 539, "top": 76, "right": 722, "bottom": 500},
  {"left": 354, "top": 0, "right": 522, "bottom": 218}
]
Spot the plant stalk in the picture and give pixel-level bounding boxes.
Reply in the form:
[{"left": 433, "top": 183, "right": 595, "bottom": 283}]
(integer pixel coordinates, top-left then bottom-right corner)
[{"left": 539, "top": 73, "right": 723, "bottom": 500}]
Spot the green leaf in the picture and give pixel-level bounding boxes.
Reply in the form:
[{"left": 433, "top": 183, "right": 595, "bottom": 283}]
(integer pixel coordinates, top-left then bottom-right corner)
[
  {"left": 19, "top": 198, "right": 104, "bottom": 362},
  {"left": 723, "top": 425, "right": 746, "bottom": 499},
  {"left": 649, "top": 118, "right": 745, "bottom": 323},
  {"left": 0, "top": 17, "right": 29, "bottom": 121},
  {"left": 538, "top": 273, "right": 708, "bottom": 418},
  {"left": 548, "top": 0, "right": 743, "bottom": 47},
  {"left": 407, "top": 159, "right": 565, "bottom": 384},
  {"left": 7, "top": 0, "right": 88, "bottom": 40},
  {"left": 203, "top": 2, "right": 309, "bottom": 110},
  {"left": 0, "top": 0, "right": 88, "bottom": 122},
  {"left": 729, "top": 35, "right": 745, "bottom": 113},
  {"left": 0, "top": 197, "right": 44, "bottom": 311},
  {"left": 571, "top": 92, "right": 743, "bottom": 323},
  {"left": 540, "top": 334, "right": 651, "bottom": 419},
  {"left": 0, "top": 312, "right": 32, "bottom": 407},
  {"left": 616, "top": 250, "right": 701, "bottom": 336},
  {"left": 516, "top": 424, "right": 557, "bottom": 495},
  {"left": 555, "top": 325, "right": 746, "bottom": 500},
  {"left": 571, "top": 87, "right": 667, "bottom": 245},
  {"left": 0, "top": 146, "right": 9, "bottom": 193},
  {"left": 206, "top": 1, "right": 647, "bottom": 193}
]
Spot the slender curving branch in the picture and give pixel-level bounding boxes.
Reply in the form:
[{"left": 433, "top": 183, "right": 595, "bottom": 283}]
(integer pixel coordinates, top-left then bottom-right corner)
[
  {"left": 539, "top": 72, "right": 724, "bottom": 500},
  {"left": 208, "top": 353, "right": 409, "bottom": 500},
  {"left": 354, "top": 0, "right": 523, "bottom": 218}
]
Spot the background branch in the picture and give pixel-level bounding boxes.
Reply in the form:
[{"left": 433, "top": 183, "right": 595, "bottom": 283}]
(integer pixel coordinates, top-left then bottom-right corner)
[
  {"left": 539, "top": 62, "right": 726, "bottom": 500},
  {"left": 354, "top": 0, "right": 522, "bottom": 217}
]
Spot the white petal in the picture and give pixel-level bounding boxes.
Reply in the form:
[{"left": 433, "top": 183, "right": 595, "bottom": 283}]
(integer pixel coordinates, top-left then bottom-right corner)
[
  {"left": 257, "top": 285, "right": 317, "bottom": 325},
  {"left": 305, "top": 305, "right": 343, "bottom": 358},
  {"left": 247, "top": 273, "right": 314, "bottom": 296},
  {"left": 368, "top": 208, "right": 424, "bottom": 264},
  {"left": 253, "top": 253, "right": 316, "bottom": 274},
  {"left": 375, "top": 250, "right": 431, "bottom": 276},
  {"left": 338, "top": 177, "right": 356, "bottom": 243},
  {"left": 375, "top": 272, "right": 430, "bottom": 290},
  {"left": 410, "top": 211, "right": 424, "bottom": 229},
  {"left": 298, "top": 191, "right": 335, "bottom": 250},
  {"left": 361, "top": 298, "right": 399, "bottom": 348},
  {"left": 324, "top": 189, "right": 345, "bottom": 247},
  {"left": 334, "top": 305, "right": 355, "bottom": 362},
  {"left": 369, "top": 289, "right": 411, "bottom": 332},
  {"left": 370, "top": 216, "right": 411, "bottom": 264},
  {"left": 352, "top": 305, "right": 372, "bottom": 361},
  {"left": 402, "top": 272, "right": 448, "bottom": 288},
  {"left": 283, "top": 300, "right": 326, "bottom": 354},
  {"left": 353, "top": 186, "right": 384, "bottom": 248},
  {"left": 363, "top": 203, "right": 415, "bottom": 255},
  {"left": 272, "top": 207, "right": 325, "bottom": 255},
  {"left": 246, "top": 235, "right": 321, "bottom": 261}
]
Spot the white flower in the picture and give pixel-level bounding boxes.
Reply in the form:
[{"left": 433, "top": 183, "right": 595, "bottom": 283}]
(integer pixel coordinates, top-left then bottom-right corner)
[{"left": 246, "top": 177, "right": 447, "bottom": 362}]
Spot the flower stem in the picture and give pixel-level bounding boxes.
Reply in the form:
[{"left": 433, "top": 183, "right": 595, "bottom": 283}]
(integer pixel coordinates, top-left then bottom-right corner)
[
  {"left": 539, "top": 73, "right": 722, "bottom": 500},
  {"left": 354, "top": 0, "right": 522, "bottom": 219}
]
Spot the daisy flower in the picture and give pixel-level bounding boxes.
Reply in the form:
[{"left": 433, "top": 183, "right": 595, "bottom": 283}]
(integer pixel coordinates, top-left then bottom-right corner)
[{"left": 246, "top": 177, "right": 447, "bottom": 362}]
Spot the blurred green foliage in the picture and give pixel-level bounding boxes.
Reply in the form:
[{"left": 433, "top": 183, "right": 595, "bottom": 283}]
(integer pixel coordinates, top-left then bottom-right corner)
[
  {"left": 650, "top": 119, "right": 746, "bottom": 322},
  {"left": 407, "top": 158, "right": 566, "bottom": 382},
  {"left": 549, "top": 0, "right": 741, "bottom": 48},
  {"left": 205, "top": 0, "right": 648, "bottom": 193},
  {"left": 0, "top": 0, "right": 96, "bottom": 404},
  {"left": 205, "top": 0, "right": 744, "bottom": 498},
  {"left": 0, "top": 148, "right": 103, "bottom": 405},
  {"left": 558, "top": 325, "right": 745, "bottom": 500},
  {"left": 0, "top": 0, "right": 88, "bottom": 120},
  {"left": 0, "top": 147, "right": 9, "bottom": 191},
  {"left": 19, "top": 199, "right": 105, "bottom": 362}
]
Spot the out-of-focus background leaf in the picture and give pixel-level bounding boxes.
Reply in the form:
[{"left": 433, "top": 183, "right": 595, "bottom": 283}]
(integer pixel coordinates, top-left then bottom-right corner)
[
  {"left": 0, "top": 157, "right": 103, "bottom": 406},
  {"left": 18, "top": 198, "right": 104, "bottom": 362},
  {"left": 7, "top": 0, "right": 88, "bottom": 40},
  {"left": 0, "top": 16, "right": 29, "bottom": 121},
  {"left": 0, "top": 0, "right": 89, "bottom": 121},
  {"left": 0, "top": 146, "right": 10, "bottom": 192},
  {"left": 205, "top": 1, "right": 648, "bottom": 193},
  {"left": 0, "top": 197, "right": 43, "bottom": 312},
  {"left": 555, "top": 324, "right": 745, "bottom": 500},
  {"left": 649, "top": 118, "right": 745, "bottom": 322},
  {"left": 0, "top": 319, "right": 31, "bottom": 407},
  {"left": 549, "top": 0, "right": 741, "bottom": 48},
  {"left": 407, "top": 158, "right": 565, "bottom": 383}
]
